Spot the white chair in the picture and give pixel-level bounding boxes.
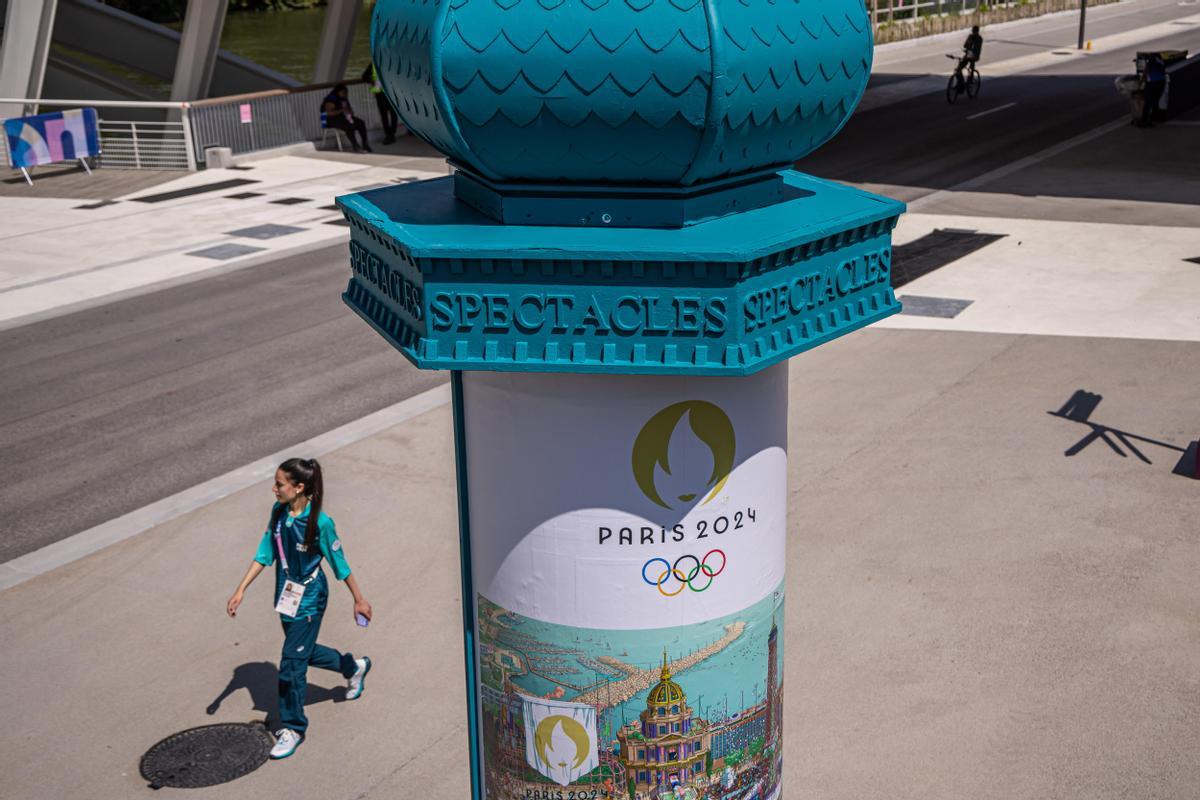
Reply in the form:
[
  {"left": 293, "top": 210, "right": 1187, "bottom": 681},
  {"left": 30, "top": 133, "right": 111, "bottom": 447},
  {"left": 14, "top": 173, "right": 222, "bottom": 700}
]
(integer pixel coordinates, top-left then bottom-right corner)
[{"left": 319, "top": 111, "right": 348, "bottom": 152}]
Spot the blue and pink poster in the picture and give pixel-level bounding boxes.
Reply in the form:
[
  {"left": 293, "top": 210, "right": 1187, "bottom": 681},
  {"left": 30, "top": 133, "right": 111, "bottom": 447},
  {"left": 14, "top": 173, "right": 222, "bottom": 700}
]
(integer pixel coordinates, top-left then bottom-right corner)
[{"left": 4, "top": 108, "right": 100, "bottom": 169}]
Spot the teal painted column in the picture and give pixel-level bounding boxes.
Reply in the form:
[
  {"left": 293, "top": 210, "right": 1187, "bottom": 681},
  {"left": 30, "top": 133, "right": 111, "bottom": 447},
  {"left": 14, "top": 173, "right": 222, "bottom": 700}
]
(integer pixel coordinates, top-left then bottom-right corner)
[{"left": 340, "top": 2, "right": 904, "bottom": 798}]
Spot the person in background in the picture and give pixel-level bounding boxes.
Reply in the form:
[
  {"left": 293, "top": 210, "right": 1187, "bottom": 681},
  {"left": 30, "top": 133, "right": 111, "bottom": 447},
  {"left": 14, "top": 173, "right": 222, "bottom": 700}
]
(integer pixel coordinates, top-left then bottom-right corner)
[
  {"left": 958, "top": 25, "right": 984, "bottom": 87},
  {"left": 226, "top": 458, "right": 373, "bottom": 760},
  {"left": 321, "top": 84, "right": 371, "bottom": 152},
  {"left": 1141, "top": 53, "right": 1167, "bottom": 127},
  {"left": 362, "top": 61, "right": 399, "bottom": 145}
]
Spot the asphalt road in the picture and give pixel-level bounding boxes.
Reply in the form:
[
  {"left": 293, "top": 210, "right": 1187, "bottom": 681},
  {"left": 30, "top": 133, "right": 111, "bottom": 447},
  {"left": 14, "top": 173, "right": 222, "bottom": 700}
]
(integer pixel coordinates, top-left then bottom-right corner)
[
  {"left": 801, "top": 1, "right": 1198, "bottom": 203},
  {"left": 1, "top": 0, "right": 1194, "bottom": 561},
  {"left": 0, "top": 247, "right": 443, "bottom": 562},
  {"left": 872, "top": 0, "right": 1189, "bottom": 75}
]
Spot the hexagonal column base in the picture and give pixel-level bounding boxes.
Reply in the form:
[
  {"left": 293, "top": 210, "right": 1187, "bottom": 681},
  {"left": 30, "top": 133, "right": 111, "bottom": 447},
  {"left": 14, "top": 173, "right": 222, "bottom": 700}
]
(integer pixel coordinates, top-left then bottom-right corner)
[{"left": 337, "top": 170, "right": 905, "bottom": 377}]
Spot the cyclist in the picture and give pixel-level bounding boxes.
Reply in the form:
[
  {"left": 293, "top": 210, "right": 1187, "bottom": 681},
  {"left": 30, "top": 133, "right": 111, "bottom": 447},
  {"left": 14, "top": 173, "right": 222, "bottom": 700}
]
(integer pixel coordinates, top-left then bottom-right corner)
[{"left": 956, "top": 26, "right": 984, "bottom": 90}]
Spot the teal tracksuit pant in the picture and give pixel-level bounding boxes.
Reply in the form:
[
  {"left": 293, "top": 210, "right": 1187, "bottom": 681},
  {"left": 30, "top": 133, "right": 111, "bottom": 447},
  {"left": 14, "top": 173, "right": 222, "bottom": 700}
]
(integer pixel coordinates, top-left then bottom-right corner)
[{"left": 279, "top": 613, "right": 357, "bottom": 734}]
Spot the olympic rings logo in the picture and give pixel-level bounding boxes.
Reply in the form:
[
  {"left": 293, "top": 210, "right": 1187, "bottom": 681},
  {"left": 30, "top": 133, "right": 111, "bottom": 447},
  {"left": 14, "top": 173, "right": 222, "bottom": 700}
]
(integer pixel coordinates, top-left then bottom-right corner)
[{"left": 642, "top": 550, "right": 726, "bottom": 596}]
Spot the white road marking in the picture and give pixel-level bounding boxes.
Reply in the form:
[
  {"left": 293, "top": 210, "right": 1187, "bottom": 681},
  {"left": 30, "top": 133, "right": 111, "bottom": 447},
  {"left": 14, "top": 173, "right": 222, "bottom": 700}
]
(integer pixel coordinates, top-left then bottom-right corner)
[
  {"left": 0, "top": 383, "right": 451, "bottom": 592},
  {"left": 967, "top": 102, "right": 1018, "bottom": 120}
]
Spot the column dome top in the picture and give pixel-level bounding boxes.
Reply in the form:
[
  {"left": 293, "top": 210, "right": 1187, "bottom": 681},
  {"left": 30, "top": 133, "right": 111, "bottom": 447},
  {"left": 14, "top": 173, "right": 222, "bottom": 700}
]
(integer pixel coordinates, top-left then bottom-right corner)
[{"left": 371, "top": 0, "right": 873, "bottom": 187}]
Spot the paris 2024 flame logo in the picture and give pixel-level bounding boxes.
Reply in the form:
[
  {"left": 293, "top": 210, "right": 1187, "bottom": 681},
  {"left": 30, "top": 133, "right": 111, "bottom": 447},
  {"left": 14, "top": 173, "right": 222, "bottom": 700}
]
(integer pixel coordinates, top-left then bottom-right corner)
[
  {"left": 631, "top": 400, "right": 736, "bottom": 510},
  {"left": 534, "top": 715, "right": 591, "bottom": 774}
]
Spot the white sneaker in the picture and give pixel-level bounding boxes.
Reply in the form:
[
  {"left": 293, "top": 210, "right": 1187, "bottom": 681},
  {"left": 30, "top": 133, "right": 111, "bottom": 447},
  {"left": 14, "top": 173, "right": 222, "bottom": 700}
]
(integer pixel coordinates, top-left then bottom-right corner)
[
  {"left": 270, "top": 728, "right": 302, "bottom": 760},
  {"left": 346, "top": 656, "right": 372, "bottom": 700}
]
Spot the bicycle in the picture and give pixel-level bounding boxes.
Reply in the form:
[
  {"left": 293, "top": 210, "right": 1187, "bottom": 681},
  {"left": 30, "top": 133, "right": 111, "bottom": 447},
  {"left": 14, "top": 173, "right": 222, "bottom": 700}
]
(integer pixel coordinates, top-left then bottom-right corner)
[{"left": 946, "top": 53, "right": 982, "bottom": 104}]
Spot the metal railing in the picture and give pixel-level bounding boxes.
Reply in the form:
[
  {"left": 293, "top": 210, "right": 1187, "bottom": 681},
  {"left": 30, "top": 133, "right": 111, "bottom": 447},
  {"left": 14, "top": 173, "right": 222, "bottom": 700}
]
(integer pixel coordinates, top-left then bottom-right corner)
[
  {"left": 188, "top": 80, "right": 382, "bottom": 166},
  {"left": 97, "top": 120, "right": 192, "bottom": 170},
  {"left": 2, "top": 81, "right": 385, "bottom": 173},
  {"left": 867, "top": 0, "right": 1025, "bottom": 23},
  {"left": 0, "top": 98, "right": 196, "bottom": 171}
]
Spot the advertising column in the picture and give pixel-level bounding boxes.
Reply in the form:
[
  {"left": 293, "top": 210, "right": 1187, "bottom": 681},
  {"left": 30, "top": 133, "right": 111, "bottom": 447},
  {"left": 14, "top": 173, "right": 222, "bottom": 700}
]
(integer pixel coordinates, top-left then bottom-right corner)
[
  {"left": 343, "top": 2, "right": 903, "bottom": 799},
  {"left": 463, "top": 367, "right": 787, "bottom": 800}
]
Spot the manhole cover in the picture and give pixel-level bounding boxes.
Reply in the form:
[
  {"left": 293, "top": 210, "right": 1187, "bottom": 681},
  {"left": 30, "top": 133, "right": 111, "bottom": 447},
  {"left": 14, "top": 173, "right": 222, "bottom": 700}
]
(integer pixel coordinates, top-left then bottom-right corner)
[{"left": 140, "top": 723, "right": 273, "bottom": 789}]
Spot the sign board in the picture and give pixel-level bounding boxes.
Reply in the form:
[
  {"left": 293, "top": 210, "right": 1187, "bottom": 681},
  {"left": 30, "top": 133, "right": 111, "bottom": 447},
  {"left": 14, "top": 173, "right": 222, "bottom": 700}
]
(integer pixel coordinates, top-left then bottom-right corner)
[
  {"left": 239, "top": 103, "right": 252, "bottom": 124},
  {"left": 3, "top": 108, "right": 100, "bottom": 169}
]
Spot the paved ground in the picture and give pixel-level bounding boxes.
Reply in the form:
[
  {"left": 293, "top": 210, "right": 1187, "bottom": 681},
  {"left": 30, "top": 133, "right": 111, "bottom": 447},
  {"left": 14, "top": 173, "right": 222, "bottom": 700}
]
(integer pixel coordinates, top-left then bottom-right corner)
[
  {"left": 0, "top": 244, "right": 443, "bottom": 563},
  {"left": 0, "top": 150, "right": 448, "bottom": 329},
  {"left": 803, "top": 0, "right": 1200, "bottom": 226},
  {"left": 0, "top": 162, "right": 182, "bottom": 200},
  {"left": 2, "top": 326, "right": 1198, "bottom": 800},
  {"left": 1, "top": 0, "right": 1199, "bottom": 797}
]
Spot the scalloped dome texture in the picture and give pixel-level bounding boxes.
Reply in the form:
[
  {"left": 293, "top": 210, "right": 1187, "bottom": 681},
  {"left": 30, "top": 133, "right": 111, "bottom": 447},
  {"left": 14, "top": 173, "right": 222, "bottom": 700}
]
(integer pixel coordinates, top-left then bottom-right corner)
[{"left": 371, "top": 0, "right": 872, "bottom": 186}]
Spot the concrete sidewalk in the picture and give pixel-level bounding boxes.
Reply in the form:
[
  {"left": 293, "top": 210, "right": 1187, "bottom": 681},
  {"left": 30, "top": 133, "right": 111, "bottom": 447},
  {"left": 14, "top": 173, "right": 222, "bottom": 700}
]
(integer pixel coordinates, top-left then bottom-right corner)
[
  {"left": 0, "top": 148, "right": 447, "bottom": 330},
  {"left": 2, "top": 134, "right": 1198, "bottom": 799},
  {"left": 2, "top": 323, "right": 1199, "bottom": 800}
]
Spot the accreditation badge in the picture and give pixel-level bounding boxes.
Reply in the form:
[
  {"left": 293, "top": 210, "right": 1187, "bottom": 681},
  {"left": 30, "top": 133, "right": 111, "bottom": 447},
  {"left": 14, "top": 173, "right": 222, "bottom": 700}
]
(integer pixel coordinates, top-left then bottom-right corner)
[{"left": 274, "top": 579, "right": 306, "bottom": 618}]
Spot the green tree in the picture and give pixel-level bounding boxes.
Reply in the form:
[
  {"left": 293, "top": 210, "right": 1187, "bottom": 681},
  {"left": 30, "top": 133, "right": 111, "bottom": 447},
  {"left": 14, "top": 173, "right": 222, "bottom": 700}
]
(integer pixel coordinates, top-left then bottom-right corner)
[
  {"left": 628, "top": 777, "right": 636, "bottom": 800},
  {"left": 100, "top": 0, "right": 326, "bottom": 24},
  {"left": 705, "top": 751, "right": 713, "bottom": 776},
  {"left": 749, "top": 736, "right": 764, "bottom": 757}
]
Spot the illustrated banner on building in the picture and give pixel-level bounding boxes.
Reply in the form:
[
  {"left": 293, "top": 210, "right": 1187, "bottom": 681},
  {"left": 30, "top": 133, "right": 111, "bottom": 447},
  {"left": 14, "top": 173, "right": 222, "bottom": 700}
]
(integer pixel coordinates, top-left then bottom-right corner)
[
  {"left": 3, "top": 108, "right": 100, "bottom": 169},
  {"left": 521, "top": 696, "right": 600, "bottom": 787}
]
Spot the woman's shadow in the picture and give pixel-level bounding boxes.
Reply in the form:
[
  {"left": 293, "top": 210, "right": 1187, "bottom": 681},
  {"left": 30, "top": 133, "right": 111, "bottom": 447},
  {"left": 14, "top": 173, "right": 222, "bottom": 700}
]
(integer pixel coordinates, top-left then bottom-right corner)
[{"left": 206, "top": 662, "right": 344, "bottom": 724}]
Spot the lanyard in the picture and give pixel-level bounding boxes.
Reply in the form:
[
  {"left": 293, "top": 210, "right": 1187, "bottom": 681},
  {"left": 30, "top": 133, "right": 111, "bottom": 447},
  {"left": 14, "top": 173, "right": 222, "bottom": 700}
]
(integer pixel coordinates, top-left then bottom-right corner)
[
  {"left": 272, "top": 516, "right": 292, "bottom": 579},
  {"left": 273, "top": 514, "right": 320, "bottom": 584}
]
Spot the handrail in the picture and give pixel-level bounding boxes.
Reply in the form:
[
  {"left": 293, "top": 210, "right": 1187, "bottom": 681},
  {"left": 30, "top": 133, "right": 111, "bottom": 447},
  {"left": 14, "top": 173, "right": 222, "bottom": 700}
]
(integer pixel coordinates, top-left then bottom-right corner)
[
  {"left": 0, "top": 98, "right": 190, "bottom": 109},
  {"left": 1, "top": 77, "right": 371, "bottom": 112},
  {"left": 189, "top": 79, "right": 370, "bottom": 108}
]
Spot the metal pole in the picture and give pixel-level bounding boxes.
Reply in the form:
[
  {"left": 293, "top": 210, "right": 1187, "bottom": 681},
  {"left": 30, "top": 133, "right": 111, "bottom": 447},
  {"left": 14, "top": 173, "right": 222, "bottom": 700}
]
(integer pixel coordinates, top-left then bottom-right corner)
[
  {"left": 1077, "top": 0, "right": 1088, "bottom": 49},
  {"left": 180, "top": 105, "right": 198, "bottom": 172},
  {"left": 131, "top": 122, "right": 142, "bottom": 170},
  {"left": 450, "top": 371, "right": 485, "bottom": 800}
]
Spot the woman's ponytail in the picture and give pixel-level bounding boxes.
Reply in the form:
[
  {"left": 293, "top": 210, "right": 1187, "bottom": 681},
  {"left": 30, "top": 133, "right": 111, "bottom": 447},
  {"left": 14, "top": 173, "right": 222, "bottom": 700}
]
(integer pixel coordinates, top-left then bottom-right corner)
[
  {"left": 277, "top": 457, "right": 324, "bottom": 551},
  {"left": 303, "top": 458, "right": 324, "bottom": 552}
]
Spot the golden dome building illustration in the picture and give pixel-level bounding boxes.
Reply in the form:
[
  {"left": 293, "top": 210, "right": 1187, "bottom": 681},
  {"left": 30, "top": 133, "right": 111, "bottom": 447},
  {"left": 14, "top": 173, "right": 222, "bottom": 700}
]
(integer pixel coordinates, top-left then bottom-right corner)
[{"left": 617, "top": 653, "right": 712, "bottom": 797}]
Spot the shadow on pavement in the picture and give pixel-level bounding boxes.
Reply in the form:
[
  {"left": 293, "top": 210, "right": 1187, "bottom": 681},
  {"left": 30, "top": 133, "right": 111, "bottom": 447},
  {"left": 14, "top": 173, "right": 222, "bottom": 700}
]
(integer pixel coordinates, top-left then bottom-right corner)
[
  {"left": 891, "top": 228, "right": 1007, "bottom": 286},
  {"left": 1174, "top": 441, "right": 1200, "bottom": 479},
  {"left": 1048, "top": 389, "right": 1188, "bottom": 466},
  {"left": 205, "top": 660, "right": 344, "bottom": 723}
]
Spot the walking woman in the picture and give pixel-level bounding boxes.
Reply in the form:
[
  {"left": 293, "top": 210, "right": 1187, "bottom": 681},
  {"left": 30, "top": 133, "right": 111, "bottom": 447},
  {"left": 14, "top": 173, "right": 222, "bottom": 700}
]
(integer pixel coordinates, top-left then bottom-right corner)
[{"left": 226, "top": 458, "right": 373, "bottom": 760}]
